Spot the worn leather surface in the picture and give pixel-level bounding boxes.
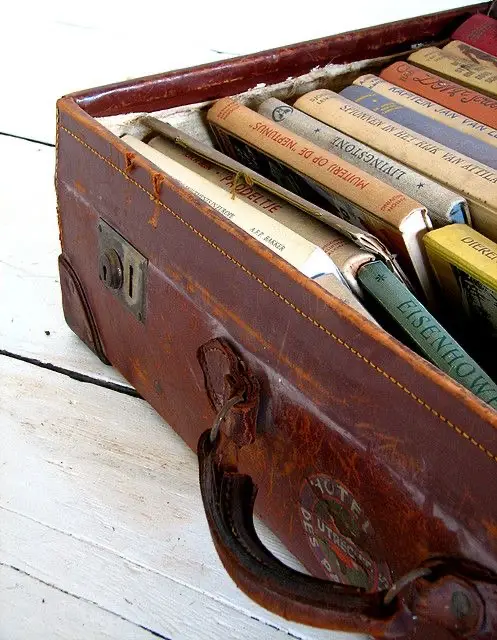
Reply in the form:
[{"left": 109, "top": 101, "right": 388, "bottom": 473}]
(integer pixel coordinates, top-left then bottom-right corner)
[
  {"left": 56, "top": 5, "right": 497, "bottom": 638},
  {"left": 412, "top": 557, "right": 497, "bottom": 637},
  {"left": 196, "top": 340, "right": 497, "bottom": 637}
]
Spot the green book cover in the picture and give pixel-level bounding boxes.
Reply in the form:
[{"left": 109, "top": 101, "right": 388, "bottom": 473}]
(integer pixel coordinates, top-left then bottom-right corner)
[{"left": 357, "top": 260, "right": 497, "bottom": 410}]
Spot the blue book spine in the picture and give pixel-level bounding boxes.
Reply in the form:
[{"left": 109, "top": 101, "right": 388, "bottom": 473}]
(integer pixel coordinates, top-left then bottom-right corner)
[
  {"left": 340, "top": 85, "right": 497, "bottom": 171},
  {"left": 357, "top": 260, "right": 497, "bottom": 410}
]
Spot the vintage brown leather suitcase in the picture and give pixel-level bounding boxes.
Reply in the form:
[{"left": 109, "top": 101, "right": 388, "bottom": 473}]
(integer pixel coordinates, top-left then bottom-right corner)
[{"left": 56, "top": 4, "right": 497, "bottom": 638}]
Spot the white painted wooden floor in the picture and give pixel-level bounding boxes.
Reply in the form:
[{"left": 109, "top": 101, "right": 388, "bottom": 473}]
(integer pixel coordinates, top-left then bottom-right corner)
[{"left": 0, "top": 2, "right": 478, "bottom": 638}]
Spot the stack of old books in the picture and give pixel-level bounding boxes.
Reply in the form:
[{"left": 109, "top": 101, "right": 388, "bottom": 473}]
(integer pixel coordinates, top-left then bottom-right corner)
[{"left": 121, "top": 13, "right": 497, "bottom": 411}]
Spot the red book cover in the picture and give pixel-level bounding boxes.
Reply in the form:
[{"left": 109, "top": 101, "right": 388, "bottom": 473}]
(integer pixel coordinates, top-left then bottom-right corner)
[
  {"left": 380, "top": 61, "right": 497, "bottom": 129},
  {"left": 452, "top": 13, "right": 497, "bottom": 57}
]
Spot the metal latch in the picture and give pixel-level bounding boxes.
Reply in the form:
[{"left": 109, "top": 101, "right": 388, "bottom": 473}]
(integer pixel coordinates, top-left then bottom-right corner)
[{"left": 97, "top": 219, "right": 147, "bottom": 322}]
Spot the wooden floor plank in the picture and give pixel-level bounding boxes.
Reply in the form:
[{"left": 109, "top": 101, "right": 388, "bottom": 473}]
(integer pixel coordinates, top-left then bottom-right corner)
[
  {"left": 0, "top": 136, "right": 131, "bottom": 388},
  {"left": 1, "top": 509, "right": 337, "bottom": 640},
  {"left": 0, "top": 17, "right": 227, "bottom": 145},
  {"left": 0, "top": 564, "right": 160, "bottom": 640},
  {"left": 0, "top": 356, "right": 363, "bottom": 640}
]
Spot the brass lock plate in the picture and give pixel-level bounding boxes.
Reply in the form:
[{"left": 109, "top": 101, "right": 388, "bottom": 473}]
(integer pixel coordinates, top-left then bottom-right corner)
[{"left": 97, "top": 219, "right": 147, "bottom": 322}]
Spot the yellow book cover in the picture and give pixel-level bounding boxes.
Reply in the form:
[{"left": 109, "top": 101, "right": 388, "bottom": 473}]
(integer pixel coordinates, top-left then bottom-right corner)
[
  {"left": 424, "top": 224, "right": 497, "bottom": 340},
  {"left": 408, "top": 46, "right": 497, "bottom": 99},
  {"left": 443, "top": 41, "right": 497, "bottom": 71}
]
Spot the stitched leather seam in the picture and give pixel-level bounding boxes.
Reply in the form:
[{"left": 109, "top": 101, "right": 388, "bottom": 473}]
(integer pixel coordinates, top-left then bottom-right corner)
[
  {"left": 58, "top": 125, "right": 497, "bottom": 465},
  {"left": 223, "top": 475, "right": 267, "bottom": 566}
]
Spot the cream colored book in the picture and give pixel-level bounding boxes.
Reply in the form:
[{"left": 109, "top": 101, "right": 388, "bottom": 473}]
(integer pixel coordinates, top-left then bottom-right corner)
[
  {"left": 313, "top": 233, "right": 376, "bottom": 297},
  {"left": 353, "top": 74, "right": 497, "bottom": 150},
  {"left": 258, "top": 96, "right": 469, "bottom": 227},
  {"left": 207, "top": 97, "right": 434, "bottom": 299},
  {"left": 408, "top": 46, "right": 497, "bottom": 99},
  {"left": 294, "top": 89, "right": 497, "bottom": 243},
  {"left": 121, "top": 133, "right": 376, "bottom": 321},
  {"left": 443, "top": 41, "right": 497, "bottom": 71},
  {"left": 311, "top": 273, "right": 375, "bottom": 317}
]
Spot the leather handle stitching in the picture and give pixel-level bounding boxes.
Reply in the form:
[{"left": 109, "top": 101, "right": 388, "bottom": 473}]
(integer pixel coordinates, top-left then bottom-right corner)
[
  {"left": 223, "top": 475, "right": 268, "bottom": 567},
  {"left": 55, "top": 122, "right": 497, "bottom": 465}
]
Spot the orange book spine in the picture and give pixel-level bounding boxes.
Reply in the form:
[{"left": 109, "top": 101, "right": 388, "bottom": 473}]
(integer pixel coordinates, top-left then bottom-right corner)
[
  {"left": 380, "top": 61, "right": 497, "bottom": 129},
  {"left": 206, "top": 97, "right": 424, "bottom": 227}
]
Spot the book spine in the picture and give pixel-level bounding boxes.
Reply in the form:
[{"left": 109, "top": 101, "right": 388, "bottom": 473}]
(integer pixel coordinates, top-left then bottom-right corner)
[
  {"left": 379, "top": 61, "right": 497, "bottom": 130},
  {"left": 423, "top": 224, "right": 497, "bottom": 292},
  {"left": 452, "top": 13, "right": 497, "bottom": 58},
  {"left": 207, "top": 98, "right": 423, "bottom": 226},
  {"left": 125, "top": 134, "right": 378, "bottom": 321},
  {"left": 294, "top": 89, "right": 497, "bottom": 242},
  {"left": 353, "top": 74, "right": 497, "bottom": 150},
  {"left": 310, "top": 232, "right": 376, "bottom": 297},
  {"left": 357, "top": 260, "right": 497, "bottom": 410},
  {"left": 259, "top": 96, "right": 468, "bottom": 226},
  {"left": 157, "top": 134, "right": 377, "bottom": 270},
  {"left": 408, "top": 46, "right": 497, "bottom": 99},
  {"left": 423, "top": 225, "right": 497, "bottom": 369},
  {"left": 340, "top": 84, "right": 497, "bottom": 170},
  {"left": 148, "top": 133, "right": 379, "bottom": 312},
  {"left": 209, "top": 120, "right": 341, "bottom": 214},
  {"left": 443, "top": 41, "right": 497, "bottom": 71}
]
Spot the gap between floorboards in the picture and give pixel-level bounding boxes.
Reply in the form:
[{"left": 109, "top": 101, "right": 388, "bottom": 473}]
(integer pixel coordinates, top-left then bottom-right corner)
[
  {"left": 0, "top": 350, "right": 139, "bottom": 398},
  {"left": 0, "top": 131, "right": 55, "bottom": 148},
  {"left": 0, "top": 561, "right": 171, "bottom": 640}
]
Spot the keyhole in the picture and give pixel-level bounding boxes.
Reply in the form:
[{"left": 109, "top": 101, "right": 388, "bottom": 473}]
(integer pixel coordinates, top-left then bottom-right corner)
[
  {"left": 99, "top": 250, "right": 123, "bottom": 290},
  {"left": 128, "top": 264, "right": 134, "bottom": 298}
]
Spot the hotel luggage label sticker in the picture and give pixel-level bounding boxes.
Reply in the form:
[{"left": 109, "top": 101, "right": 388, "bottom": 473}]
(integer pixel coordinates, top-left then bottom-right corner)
[{"left": 300, "top": 474, "right": 391, "bottom": 590}]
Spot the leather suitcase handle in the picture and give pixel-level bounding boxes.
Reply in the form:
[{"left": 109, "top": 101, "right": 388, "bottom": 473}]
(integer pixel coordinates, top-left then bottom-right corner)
[
  {"left": 198, "top": 429, "right": 413, "bottom": 638},
  {"left": 198, "top": 429, "right": 497, "bottom": 638}
]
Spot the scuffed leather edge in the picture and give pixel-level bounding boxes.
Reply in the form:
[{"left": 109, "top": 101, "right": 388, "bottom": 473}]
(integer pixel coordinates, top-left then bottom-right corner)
[{"left": 58, "top": 254, "right": 110, "bottom": 364}]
